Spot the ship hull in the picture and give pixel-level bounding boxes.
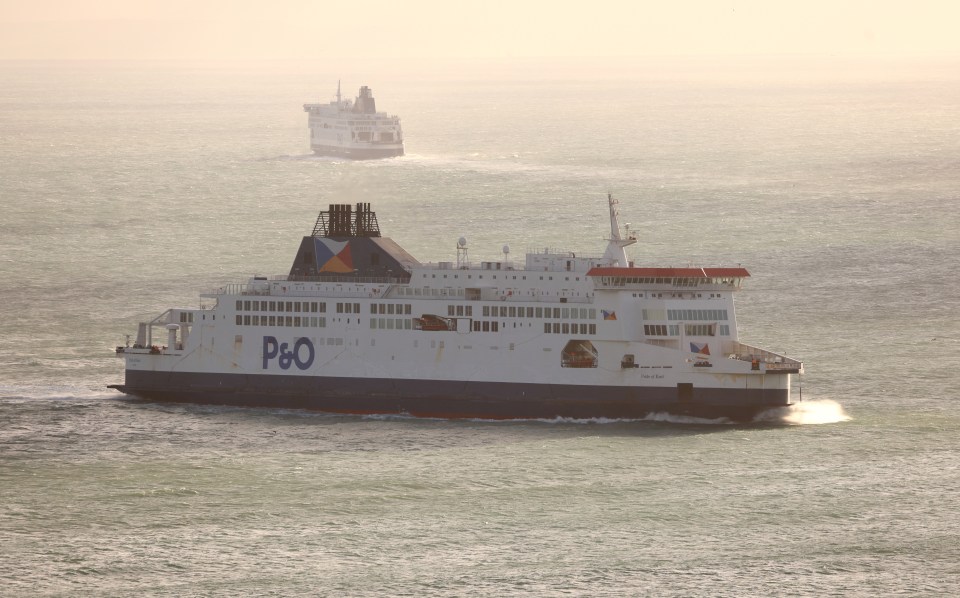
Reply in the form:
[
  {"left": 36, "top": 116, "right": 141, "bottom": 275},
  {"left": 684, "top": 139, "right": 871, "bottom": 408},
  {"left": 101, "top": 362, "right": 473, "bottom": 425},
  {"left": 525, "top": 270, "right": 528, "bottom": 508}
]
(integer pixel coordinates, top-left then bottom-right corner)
[
  {"left": 111, "top": 370, "right": 790, "bottom": 423},
  {"left": 310, "top": 144, "right": 404, "bottom": 160}
]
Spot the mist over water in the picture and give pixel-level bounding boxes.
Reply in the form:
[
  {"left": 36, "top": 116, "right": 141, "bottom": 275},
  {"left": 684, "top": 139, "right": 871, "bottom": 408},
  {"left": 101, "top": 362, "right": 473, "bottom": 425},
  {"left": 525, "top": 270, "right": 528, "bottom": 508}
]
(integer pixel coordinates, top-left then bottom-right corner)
[{"left": 2, "top": 58, "right": 960, "bottom": 596}]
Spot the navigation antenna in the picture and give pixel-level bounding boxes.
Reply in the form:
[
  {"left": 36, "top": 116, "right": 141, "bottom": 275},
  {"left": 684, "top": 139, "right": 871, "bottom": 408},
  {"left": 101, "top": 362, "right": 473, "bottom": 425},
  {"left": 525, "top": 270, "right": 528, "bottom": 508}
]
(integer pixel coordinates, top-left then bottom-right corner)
[
  {"left": 603, "top": 193, "right": 637, "bottom": 267},
  {"left": 457, "top": 237, "right": 469, "bottom": 269}
]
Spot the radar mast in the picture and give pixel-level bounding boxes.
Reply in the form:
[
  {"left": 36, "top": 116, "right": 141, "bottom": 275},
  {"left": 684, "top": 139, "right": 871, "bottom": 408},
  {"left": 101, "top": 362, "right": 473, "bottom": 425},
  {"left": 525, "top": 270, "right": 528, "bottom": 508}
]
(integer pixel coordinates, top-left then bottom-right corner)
[{"left": 603, "top": 193, "right": 637, "bottom": 267}]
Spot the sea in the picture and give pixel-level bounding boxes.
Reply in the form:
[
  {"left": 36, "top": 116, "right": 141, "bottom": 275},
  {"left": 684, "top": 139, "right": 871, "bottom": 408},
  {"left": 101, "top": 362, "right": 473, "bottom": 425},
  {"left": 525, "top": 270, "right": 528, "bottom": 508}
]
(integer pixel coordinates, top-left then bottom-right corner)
[{"left": 1, "top": 56, "right": 958, "bottom": 596}]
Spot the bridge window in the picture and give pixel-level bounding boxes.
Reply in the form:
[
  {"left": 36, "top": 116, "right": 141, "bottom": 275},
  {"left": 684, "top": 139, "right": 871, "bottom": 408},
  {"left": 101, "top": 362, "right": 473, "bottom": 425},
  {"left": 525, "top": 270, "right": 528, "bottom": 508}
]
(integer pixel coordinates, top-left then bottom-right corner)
[{"left": 684, "top": 324, "right": 716, "bottom": 336}]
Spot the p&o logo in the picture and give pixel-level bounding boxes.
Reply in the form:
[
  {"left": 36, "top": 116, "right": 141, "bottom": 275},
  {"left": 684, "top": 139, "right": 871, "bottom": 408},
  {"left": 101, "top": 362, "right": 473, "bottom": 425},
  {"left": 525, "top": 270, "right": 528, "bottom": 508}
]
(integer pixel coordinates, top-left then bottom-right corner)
[{"left": 262, "top": 336, "right": 315, "bottom": 370}]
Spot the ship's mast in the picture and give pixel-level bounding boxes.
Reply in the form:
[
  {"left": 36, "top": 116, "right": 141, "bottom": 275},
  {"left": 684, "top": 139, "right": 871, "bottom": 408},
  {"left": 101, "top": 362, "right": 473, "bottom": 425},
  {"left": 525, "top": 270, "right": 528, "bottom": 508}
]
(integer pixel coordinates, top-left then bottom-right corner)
[
  {"left": 603, "top": 193, "right": 637, "bottom": 267},
  {"left": 336, "top": 80, "right": 341, "bottom": 105}
]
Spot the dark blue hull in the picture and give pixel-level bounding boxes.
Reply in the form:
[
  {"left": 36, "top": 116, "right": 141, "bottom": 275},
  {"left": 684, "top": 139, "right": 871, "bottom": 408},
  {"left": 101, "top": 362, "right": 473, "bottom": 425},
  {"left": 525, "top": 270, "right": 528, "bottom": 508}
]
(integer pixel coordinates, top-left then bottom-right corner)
[
  {"left": 311, "top": 145, "right": 404, "bottom": 160},
  {"left": 111, "top": 370, "right": 791, "bottom": 423}
]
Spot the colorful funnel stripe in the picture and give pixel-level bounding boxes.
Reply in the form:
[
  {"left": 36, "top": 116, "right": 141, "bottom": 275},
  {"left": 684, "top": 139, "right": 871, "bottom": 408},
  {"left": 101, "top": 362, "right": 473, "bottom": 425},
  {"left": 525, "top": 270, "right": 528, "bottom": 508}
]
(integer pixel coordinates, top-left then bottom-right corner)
[{"left": 314, "top": 238, "right": 354, "bottom": 273}]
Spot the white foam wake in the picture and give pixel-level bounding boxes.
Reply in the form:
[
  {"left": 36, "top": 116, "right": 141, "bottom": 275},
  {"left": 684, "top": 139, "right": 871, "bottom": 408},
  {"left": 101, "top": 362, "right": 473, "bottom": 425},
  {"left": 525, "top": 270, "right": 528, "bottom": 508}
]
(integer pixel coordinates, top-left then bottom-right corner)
[
  {"left": 643, "top": 412, "right": 733, "bottom": 425},
  {"left": 753, "top": 399, "right": 851, "bottom": 425}
]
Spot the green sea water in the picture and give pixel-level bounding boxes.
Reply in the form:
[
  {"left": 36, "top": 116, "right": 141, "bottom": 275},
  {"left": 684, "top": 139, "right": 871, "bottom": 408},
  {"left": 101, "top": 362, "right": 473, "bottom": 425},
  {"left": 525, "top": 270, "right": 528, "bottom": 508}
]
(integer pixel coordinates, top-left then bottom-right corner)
[{"left": 1, "top": 58, "right": 959, "bottom": 596}]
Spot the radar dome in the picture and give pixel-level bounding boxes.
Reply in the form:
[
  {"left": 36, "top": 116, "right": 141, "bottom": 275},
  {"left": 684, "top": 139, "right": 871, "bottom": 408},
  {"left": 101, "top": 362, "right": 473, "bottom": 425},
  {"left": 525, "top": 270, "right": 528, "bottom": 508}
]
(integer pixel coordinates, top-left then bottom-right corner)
[{"left": 458, "top": 237, "right": 467, "bottom": 247}]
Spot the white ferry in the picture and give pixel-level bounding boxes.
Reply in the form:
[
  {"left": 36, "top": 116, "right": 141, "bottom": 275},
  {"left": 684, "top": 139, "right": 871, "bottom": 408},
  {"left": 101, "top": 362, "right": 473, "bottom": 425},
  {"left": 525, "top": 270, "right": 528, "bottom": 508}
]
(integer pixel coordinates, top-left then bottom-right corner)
[
  {"left": 111, "top": 197, "right": 803, "bottom": 422},
  {"left": 303, "top": 83, "right": 403, "bottom": 159}
]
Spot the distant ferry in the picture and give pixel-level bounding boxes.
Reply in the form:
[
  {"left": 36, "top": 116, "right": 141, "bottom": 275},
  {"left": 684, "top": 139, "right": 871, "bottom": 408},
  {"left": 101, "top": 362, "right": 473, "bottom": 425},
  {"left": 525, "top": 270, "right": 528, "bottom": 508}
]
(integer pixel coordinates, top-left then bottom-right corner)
[
  {"left": 303, "top": 83, "right": 403, "bottom": 159},
  {"left": 110, "top": 196, "right": 803, "bottom": 422}
]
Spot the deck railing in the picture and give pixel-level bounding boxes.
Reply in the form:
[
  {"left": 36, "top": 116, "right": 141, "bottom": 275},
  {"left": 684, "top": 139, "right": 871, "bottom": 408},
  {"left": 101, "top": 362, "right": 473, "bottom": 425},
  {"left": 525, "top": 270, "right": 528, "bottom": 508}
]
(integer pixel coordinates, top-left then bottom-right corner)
[
  {"left": 724, "top": 341, "right": 803, "bottom": 371},
  {"left": 204, "top": 279, "right": 595, "bottom": 303}
]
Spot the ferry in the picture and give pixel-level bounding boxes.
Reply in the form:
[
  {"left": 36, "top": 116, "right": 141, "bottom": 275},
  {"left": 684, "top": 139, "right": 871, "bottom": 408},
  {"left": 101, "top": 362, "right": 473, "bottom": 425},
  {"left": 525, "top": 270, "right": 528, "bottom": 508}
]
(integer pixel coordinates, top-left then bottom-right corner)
[
  {"left": 303, "top": 83, "right": 403, "bottom": 159},
  {"left": 110, "top": 196, "right": 803, "bottom": 422}
]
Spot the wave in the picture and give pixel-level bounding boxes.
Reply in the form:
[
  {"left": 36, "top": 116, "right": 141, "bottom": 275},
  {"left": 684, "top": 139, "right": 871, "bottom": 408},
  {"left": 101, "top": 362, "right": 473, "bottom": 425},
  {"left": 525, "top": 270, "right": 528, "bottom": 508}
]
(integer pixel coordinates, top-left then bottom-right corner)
[
  {"left": 0, "top": 385, "right": 123, "bottom": 402},
  {"left": 389, "top": 412, "right": 725, "bottom": 425},
  {"left": 260, "top": 153, "right": 343, "bottom": 162},
  {"left": 642, "top": 412, "right": 734, "bottom": 425},
  {"left": 257, "top": 150, "right": 643, "bottom": 183}
]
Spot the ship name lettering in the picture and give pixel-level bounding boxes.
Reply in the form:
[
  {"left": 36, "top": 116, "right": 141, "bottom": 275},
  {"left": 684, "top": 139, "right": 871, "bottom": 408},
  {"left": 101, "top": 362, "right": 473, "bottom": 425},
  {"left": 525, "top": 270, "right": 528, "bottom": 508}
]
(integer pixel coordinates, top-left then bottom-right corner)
[{"left": 262, "top": 336, "right": 315, "bottom": 370}]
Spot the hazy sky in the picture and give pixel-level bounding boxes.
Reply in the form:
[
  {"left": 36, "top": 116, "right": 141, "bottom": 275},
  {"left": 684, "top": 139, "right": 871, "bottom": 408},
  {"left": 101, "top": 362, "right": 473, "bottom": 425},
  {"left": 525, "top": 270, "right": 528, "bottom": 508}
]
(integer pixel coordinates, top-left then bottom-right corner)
[{"left": 1, "top": 0, "right": 958, "bottom": 61}]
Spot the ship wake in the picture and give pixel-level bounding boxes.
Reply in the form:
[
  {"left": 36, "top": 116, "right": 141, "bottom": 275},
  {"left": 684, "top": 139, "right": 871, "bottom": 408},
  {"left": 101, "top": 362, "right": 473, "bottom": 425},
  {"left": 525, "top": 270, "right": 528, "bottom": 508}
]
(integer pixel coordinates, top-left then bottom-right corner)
[
  {"left": 752, "top": 399, "right": 851, "bottom": 425},
  {"left": 642, "top": 412, "right": 734, "bottom": 425}
]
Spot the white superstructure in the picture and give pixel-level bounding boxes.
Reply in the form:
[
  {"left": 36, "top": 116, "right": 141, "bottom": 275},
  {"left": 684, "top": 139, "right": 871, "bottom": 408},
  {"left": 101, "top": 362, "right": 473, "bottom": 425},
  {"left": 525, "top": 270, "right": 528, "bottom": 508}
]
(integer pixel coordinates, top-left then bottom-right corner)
[
  {"left": 303, "top": 83, "right": 403, "bottom": 159},
  {"left": 113, "top": 197, "right": 802, "bottom": 422}
]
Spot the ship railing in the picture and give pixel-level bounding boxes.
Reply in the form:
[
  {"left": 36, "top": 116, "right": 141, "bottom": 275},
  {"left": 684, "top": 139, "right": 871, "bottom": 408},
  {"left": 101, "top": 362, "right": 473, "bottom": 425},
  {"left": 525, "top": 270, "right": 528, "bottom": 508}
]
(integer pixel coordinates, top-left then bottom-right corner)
[
  {"left": 210, "top": 284, "right": 386, "bottom": 299},
  {"left": 119, "top": 309, "right": 189, "bottom": 356},
  {"left": 207, "top": 275, "right": 409, "bottom": 297},
  {"left": 206, "top": 279, "right": 595, "bottom": 303},
  {"left": 281, "top": 274, "right": 410, "bottom": 284},
  {"left": 209, "top": 283, "right": 269, "bottom": 296},
  {"left": 723, "top": 341, "right": 803, "bottom": 372},
  {"left": 404, "top": 292, "right": 594, "bottom": 304},
  {"left": 524, "top": 247, "right": 585, "bottom": 257},
  {"left": 592, "top": 278, "right": 743, "bottom": 291}
]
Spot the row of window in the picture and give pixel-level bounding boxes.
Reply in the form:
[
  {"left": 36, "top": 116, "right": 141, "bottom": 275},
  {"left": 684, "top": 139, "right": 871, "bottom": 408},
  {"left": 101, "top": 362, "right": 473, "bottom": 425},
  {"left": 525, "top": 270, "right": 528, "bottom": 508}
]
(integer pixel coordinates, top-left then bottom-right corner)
[
  {"left": 346, "top": 120, "right": 393, "bottom": 126},
  {"left": 396, "top": 287, "right": 465, "bottom": 297},
  {"left": 446, "top": 305, "right": 475, "bottom": 317},
  {"left": 644, "top": 324, "right": 671, "bottom": 336},
  {"left": 643, "top": 324, "right": 731, "bottom": 337},
  {"left": 236, "top": 314, "right": 600, "bottom": 337},
  {"left": 545, "top": 323, "right": 597, "bottom": 335},
  {"left": 633, "top": 293, "right": 724, "bottom": 299},
  {"left": 237, "top": 315, "right": 328, "bottom": 327},
  {"left": 642, "top": 308, "right": 729, "bottom": 321},
  {"left": 418, "top": 274, "right": 582, "bottom": 282},
  {"left": 371, "top": 318, "right": 413, "bottom": 330},
  {"left": 667, "top": 309, "right": 729, "bottom": 321},
  {"left": 233, "top": 300, "right": 727, "bottom": 329},
  {"left": 600, "top": 277, "right": 740, "bottom": 287},
  {"left": 236, "top": 300, "right": 327, "bottom": 313},
  {"left": 235, "top": 300, "right": 362, "bottom": 315},
  {"left": 234, "top": 297, "right": 601, "bottom": 319},
  {"left": 482, "top": 306, "right": 598, "bottom": 319},
  {"left": 372, "top": 303, "right": 414, "bottom": 315},
  {"left": 686, "top": 324, "right": 724, "bottom": 336}
]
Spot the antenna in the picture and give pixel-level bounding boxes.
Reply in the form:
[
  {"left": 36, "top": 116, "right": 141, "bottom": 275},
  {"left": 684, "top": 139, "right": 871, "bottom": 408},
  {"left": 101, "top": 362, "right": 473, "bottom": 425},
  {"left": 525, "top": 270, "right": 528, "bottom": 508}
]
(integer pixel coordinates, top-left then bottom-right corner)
[
  {"left": 603, "top": 193, "right": 637, "bottom": 267},
  {"left": 457, "top": 237, "right": 469, "bottom": 269},
  {"left": 336, "top": 80, "right": 341, "bottom": 104}
]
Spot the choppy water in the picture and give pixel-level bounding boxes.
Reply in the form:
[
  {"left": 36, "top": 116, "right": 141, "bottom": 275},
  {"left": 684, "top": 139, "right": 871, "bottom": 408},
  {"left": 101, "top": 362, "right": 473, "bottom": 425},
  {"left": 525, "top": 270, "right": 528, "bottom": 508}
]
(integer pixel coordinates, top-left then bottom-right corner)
[{"left": 1, "top": 58, "right": 959, "bottom": 596}]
